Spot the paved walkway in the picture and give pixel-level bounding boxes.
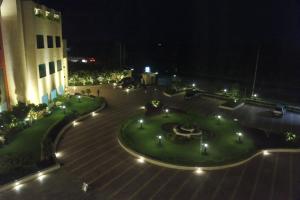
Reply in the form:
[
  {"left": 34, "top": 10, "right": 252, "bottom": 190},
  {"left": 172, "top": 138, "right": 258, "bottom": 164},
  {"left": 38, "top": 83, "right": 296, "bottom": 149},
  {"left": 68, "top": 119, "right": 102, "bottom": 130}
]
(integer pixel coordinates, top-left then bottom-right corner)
[{"left": 1, "top": 85, "right": 300, "bottom": 200}]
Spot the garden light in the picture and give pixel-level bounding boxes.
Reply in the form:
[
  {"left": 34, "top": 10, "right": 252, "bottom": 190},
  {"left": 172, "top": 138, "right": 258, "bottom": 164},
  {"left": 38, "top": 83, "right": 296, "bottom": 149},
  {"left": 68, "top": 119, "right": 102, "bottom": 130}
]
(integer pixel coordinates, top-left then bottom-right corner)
[
  {"left": 157, "top": 135, "right": 163, "bottom": 145},
  {"left": 233, "top": 118, "right": 239, "bottom": 122},
  {"left": 62, "top": 105, "right": 66, "bottom": 114},
  {"left": 113, "top": 83, "right": 117, "bottom": 87},
  {"left": 173, "top": 74, "right": 176, "bottom": 78},
  {"left": 137, "top": 157, "right": 145, "bottom": 163},
  {"left": 55, "top": 152, "right": 62, "bottom": 158},
  {"left": 77, "top": 95, "right": 81, "bottom": 102},
  {"left": 192, "top": 83, "right": 196, "bottom": 87},
  {"left": 263, "top": 150, "right": 270, "bottom": 156},
  {"left": 203, "top": 143, "right": 208, "bottom": 154},
  {"left": 139, "top": 119, "right": 144, "bottom": 128},
  {"left": 140, "top": 106, "right": 146, "bottom": 110},
  {"left": 14, "top": 181, "right": 23, "bottom": 191},
  {"left": 92, "top": 112, "right": 97, "bottom": 117},
  {"left": 224, "top": 88, "right": 227, "bottom": 93},
  {"left": 195, "top": 168, "right": 204, "bottom": 175},
  {"left": 126, "top": 88, "right": 130, "bottom": 93},
  {"left": 253, "top": 93, "right": 258, "bottom": 98},
  {"left": 165, "top": 108, "right": 169, "bottom": 117},
  {"left": 236, "top": 132, "right": 243, "bottom": 143},
  {"left": 37, "top": 172, "right": 46, "bottom": 182},
  {"left": 216, "top": 115, "right": 222, "bottom": 120},
  {"left": 73, "top": 121, "right": 78, "bottom": 127}
]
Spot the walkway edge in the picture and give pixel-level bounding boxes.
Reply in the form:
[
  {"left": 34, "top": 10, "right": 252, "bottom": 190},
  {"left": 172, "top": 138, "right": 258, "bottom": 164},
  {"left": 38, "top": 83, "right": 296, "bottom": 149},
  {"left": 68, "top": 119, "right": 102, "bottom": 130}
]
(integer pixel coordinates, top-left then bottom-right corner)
[
  {"left": 118, "top": 138, "right": 300, "bottom": 171},
  {"left": 0, "top": 100, "right": 107, "bottom": 193}
]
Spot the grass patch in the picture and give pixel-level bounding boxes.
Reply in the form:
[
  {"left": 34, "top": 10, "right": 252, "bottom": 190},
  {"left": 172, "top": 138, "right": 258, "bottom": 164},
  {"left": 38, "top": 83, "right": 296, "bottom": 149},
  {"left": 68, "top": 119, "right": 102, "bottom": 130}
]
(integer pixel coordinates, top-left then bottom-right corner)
[
  {"left": 120, "top": 112, "right": 257, "bottom": 167},
  {"left": 0, "top": 96, "right": 104, "bottom": 179}
]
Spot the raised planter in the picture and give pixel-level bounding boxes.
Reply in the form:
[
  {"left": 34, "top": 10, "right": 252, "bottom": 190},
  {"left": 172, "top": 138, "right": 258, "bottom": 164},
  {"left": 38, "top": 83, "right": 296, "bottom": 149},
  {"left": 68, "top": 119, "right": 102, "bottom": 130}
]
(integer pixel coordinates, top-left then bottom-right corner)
[
  {"left": 118, "top": 138, "right": 300, "bottom": 171},
  {"left": 0, "top": 99, "right": 107, "bottom": 192}
]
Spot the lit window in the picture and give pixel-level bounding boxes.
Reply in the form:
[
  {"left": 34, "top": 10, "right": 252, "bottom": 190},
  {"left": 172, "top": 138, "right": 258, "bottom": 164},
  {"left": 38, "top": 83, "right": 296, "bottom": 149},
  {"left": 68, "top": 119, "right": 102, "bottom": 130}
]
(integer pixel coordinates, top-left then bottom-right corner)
[
  {"left": 39, "top": 64, "right": 46, "bottom": 78},
  {"left": 47, "top": 36, "right": 53, "bottom": 48},
  {"left": 36, "top": 35, "right": 44, "bottom": 49},
  {"left": 49, "top": 62, "right": 55, "bottom": 74}
]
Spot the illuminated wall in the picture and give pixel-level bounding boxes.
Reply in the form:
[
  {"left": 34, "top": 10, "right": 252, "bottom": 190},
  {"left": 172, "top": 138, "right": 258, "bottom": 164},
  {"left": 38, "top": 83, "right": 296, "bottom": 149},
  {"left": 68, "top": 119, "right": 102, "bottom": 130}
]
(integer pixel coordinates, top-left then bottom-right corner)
[{"left": 0, "top": 0, "right": 68, "bottom": 106}]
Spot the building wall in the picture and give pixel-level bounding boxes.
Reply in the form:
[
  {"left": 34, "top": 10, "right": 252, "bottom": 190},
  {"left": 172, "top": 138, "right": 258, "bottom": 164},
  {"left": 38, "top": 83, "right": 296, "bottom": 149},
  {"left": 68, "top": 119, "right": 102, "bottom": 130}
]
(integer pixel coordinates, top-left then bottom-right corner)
[
  {"left": 0, "top": 6, "right": 10, "bottom": 111},
  {"left": 1, "top": 0, "right": 68, "bottom": 106},
  {"left": 1, "top": 0, "right": 28, "bottom": 105}
]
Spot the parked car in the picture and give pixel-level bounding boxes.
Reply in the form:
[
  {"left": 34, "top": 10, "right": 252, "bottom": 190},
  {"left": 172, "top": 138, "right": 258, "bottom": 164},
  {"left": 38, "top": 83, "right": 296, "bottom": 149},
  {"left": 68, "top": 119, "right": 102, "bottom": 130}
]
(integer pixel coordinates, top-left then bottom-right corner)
[{"left": 272, "top": 105, "right": 286, "bottom": 117}]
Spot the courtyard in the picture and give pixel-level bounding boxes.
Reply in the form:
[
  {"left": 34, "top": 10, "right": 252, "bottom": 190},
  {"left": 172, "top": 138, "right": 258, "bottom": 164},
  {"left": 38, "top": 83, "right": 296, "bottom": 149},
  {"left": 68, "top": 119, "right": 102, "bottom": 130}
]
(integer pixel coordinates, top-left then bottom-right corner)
[{"left": 1, "top": 85, "right": 300, "bottom": 200}]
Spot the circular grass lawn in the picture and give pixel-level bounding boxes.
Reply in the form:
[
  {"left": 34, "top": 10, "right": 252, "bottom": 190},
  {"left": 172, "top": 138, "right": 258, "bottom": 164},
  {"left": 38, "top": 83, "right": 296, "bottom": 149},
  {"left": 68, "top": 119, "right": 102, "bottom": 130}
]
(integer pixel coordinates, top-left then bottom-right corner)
[{"left": 119, "top": 111, "right": 257, "bottom": 167}]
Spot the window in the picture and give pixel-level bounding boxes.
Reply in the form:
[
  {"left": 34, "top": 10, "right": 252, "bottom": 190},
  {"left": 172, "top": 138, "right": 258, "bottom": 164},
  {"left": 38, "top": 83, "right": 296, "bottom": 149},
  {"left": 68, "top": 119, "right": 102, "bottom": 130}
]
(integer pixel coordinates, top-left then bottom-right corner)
[
  {"left": 57, "top": 60, "right": 62, "bottom": 71},
  {"left": 36, "top": 35, "right": 44, "bottom": 49},
  {"left": 39, "top": 64, "right": 46, "bottom": 78},
  {"left": 49, "top": 61, "right": 55, "bottom": 74},
  {"left": 55, "top": 36, "right": 61, "bottom": 48},
  {"left": 47, "top": 36, "right": 53, "bottom": 48}
]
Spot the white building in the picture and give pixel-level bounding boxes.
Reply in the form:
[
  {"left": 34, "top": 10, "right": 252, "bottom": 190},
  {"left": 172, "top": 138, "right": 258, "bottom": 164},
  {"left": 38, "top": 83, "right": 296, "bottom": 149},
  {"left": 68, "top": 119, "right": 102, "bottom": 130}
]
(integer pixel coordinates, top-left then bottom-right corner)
[{"left": 0, "top": 0, "right": 68, "bottom": 109}]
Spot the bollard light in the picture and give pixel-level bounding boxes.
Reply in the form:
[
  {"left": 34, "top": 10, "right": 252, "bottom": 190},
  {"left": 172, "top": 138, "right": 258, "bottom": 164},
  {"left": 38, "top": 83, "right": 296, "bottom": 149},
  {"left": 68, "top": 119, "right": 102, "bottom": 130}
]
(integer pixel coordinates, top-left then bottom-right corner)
[{"left": 139, "top": 119, "right": 144, "bottom": 129}]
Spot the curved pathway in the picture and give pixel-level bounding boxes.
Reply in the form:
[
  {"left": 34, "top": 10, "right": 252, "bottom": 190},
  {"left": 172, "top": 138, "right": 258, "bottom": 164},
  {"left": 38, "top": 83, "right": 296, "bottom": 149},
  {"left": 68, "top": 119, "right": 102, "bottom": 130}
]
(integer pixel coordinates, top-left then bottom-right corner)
[{"left": 1, "top": 85, "right": 300, "bottom": 200}]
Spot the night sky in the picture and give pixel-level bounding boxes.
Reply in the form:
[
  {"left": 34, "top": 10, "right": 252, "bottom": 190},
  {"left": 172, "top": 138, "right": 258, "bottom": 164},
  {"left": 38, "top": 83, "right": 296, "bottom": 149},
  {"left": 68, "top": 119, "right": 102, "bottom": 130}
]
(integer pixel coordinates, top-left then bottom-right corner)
[{"left": 38, "top": 0, "right": 300, "bottom": 87}]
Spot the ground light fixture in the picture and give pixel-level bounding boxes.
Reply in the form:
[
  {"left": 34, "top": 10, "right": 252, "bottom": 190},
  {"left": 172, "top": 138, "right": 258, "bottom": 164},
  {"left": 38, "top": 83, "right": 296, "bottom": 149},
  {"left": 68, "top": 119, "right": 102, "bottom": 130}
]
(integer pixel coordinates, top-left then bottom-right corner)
[
  {"left": 195, "top": 167, "right": 204, "bottom": 175},
  {"left": 73, "top": 121, "right": 78, "bottom": 127},
  {"left": 137, "top": 156, "right": 145, "bottom": 163},
  {"left": 126, "top": 88, "right": 130, "bottom": 93},
  {"left": 173, "top": 74, "right": 176, "bottom": 78},
  {"left": 224, "top": 88, "right": 227, "bottom": 93},
  {"left": 77, "top": 95, "right": 81, "bottom": 102},
  {"left": 92, "top": 112, "right": 97, "bottom": 117},
  {"left": 139, "top": 119, "right": 144, "bottom": 129},
  {"left": 37, "top": 172, "right": 46, "bottom": 182},
  {"left": 55, "top": 152, "right": 62, "bottom": 158},
  {"left": 192, "top": 83, "right": 196, "bottom": 87},
  {"left": 263, "top": 150, "right": 270, "bottom": 156},
  {"left": 14, "top": 181, "right": 23, "bottom": 191},
  {"left": 253, "top": 93, "right": 258, "bottom": 98},
  {"left": 236, "top": 132, "right": 243, "bottom": 143}
]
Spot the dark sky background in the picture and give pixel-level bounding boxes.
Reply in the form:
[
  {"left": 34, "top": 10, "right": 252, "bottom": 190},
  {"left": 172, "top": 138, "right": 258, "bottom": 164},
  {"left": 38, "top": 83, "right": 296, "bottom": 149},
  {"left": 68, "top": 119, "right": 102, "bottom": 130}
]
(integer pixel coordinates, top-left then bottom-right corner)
[{"left": 38, "top": 0, "right": 300, "bottom": 88}]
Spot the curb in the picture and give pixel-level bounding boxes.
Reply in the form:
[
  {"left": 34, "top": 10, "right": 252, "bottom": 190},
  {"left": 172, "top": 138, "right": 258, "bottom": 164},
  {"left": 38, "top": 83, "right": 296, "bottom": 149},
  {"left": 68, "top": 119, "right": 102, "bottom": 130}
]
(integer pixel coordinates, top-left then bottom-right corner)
[
  {"left": 118, "top": 138, "right": 300, "bottom": 171},
  {"left": 0, "top": 100, "right": 107, "bottom": 193},
  {"left": 53, "top": 100, "right": 107, "bottom": 156},
  {"left": 0, "top": 164, "right": 60, "bottom": 193}
]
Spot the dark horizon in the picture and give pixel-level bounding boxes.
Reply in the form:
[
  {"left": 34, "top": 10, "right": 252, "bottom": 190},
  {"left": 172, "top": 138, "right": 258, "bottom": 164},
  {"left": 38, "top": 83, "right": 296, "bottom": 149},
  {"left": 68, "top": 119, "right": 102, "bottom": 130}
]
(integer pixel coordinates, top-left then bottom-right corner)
[{"left": 38, "top": 0, "right": 300, "bottom": 86}]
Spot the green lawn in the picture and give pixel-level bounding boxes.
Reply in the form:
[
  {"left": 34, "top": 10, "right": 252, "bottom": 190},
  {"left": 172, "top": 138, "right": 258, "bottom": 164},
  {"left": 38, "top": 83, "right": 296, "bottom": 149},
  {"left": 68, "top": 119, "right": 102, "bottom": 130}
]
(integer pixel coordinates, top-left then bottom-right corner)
[
  {"left": 0, "top": 96, "right": 104, "bottom": 176},
  {"left": 120, "top": 112, "right": 257, "bottom": 166}
]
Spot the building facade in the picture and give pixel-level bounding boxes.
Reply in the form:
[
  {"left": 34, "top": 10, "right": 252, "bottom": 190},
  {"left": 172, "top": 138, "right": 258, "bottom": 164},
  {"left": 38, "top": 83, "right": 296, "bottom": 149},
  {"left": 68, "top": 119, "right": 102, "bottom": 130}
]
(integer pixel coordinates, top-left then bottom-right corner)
[{"left": 0, "top": 0, "right": 68, "bottom": 109}]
